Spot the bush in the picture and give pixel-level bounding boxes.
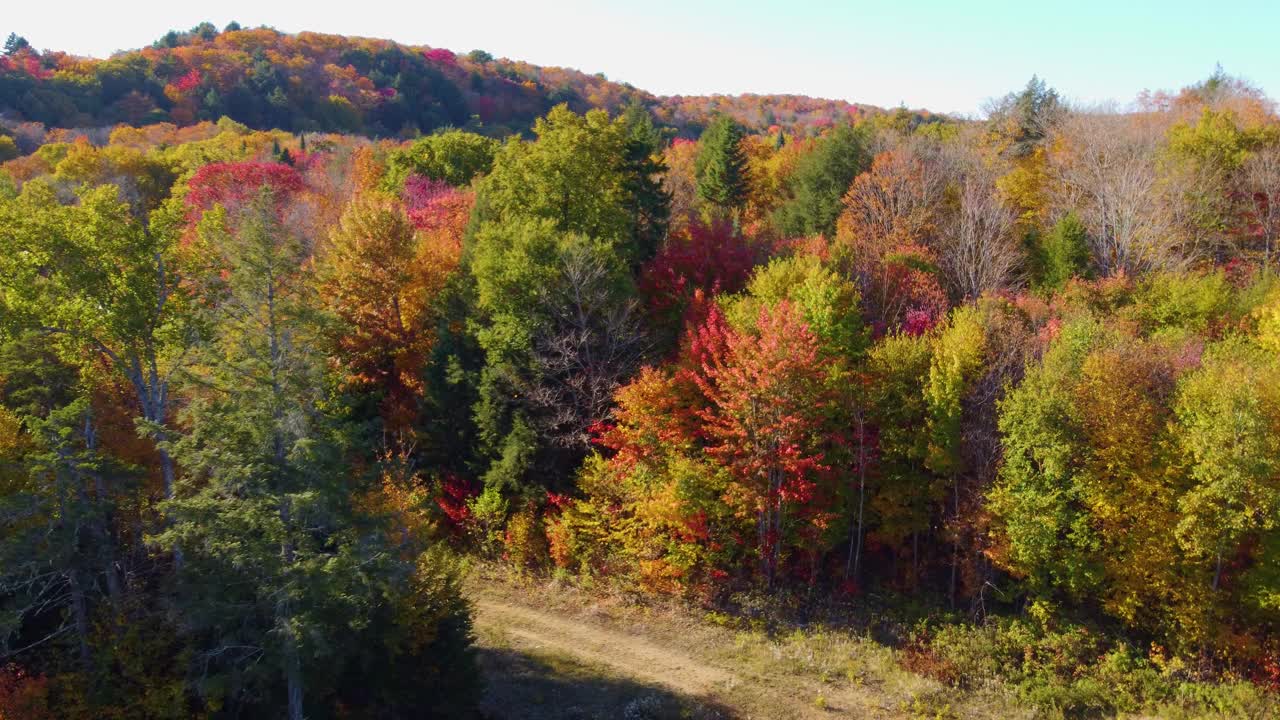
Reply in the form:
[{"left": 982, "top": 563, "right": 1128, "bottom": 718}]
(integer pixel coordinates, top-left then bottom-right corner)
[{"left": 504, "top": 503, "right": 549, "bottom": 570}]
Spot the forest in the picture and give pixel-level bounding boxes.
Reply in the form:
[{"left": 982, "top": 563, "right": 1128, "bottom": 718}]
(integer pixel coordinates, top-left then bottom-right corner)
[{"left": 2, "top": 22, "right": 1280, "bottom": 720}]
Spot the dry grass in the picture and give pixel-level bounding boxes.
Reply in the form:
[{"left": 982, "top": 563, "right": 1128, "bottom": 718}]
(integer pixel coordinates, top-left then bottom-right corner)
[{"left": 467, "top": 566, "right": 1029, "bottom": 720}]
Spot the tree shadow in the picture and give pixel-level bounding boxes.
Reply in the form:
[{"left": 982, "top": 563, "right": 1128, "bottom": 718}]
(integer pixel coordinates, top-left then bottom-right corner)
[{"left": 476, "top": 646, "right": 738, "bottom": 720}]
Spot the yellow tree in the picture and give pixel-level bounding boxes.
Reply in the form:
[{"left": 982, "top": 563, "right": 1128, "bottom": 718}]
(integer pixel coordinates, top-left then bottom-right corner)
[{"left": 318, "top": 197, "right": 437, "bottom": 434}]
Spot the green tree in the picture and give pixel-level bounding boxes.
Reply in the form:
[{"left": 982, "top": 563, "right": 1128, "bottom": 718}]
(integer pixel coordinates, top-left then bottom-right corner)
[
  {"left": 1173, "top": 338, "right": 1280, "bottom": 596},
  {"left": 724, "top": 254, "right": 866, "bottom": 360},
  {"left": 478, "top": 105, "right": 633, "bottom": 247},
  {"left": 695, "top": 115, "right": 748, "bottom": 211},
  {"left": 774, "top": 123, "right": 872, "bottom": 237},
  {"left": 988, "top": 76, "right": 1062, "bottom": 157},
  {"left": 3, "top": 33, "right": 29, "bottom": 56},
  {"left": 164, "top": 189, "right": 480, "bottom": 718},
  {"left": 383, "top": 128, "right": 500, "bottom": 190},
  {"left": 988, "top": 318, "right": 1105, "bottom": 599},
  {"left": 619, "top": 103, "right": 672, "bottom": 266},
  {"left": 470, "top": 217, "right": 643, "bottom": 494},
  {"left": 1036, "top": 211, "right": 1091, "bottom": 290},
  {"left": 0, "top": 180, "right": 193, "bottom": 506},
  {"left": 0, "top": 339, "right": 124, "bottom": 679},
  {"left": 866, "top": 332, "right": 933, "bottom": 586},
  {"left": 924, "top": 307, "right": 986, "bottom": 605}
]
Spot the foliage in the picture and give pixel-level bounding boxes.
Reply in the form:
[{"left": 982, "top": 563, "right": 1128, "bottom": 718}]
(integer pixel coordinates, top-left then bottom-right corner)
[
  {"left": 773, "top": 123, "right": 872, "bottom": 237},
  {"left": 695, "top": 115, "right": 749, "bottom": 210},
  {"left": 383, "top": 129, "right": 498, "bottom": 190}
]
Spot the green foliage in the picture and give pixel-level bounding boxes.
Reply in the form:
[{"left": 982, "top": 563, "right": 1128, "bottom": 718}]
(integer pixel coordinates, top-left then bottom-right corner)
[
  {"left": 384, "top": 128, "right": 499, "bottom": 190},
  {"left": 1173, "top": 338, "right": 1280, "bottom": 602},
  {"left": 988, "top": 76, "right": 1062, "bottom": 157},
  {"left": 619, "top": 103, "right": 672, "bottom": 265},
  {"left": 695, "top": 115, "right": 748, "bottom": 210},
  {"left": 988, "top": 318, "right": 1105, "bottom": 597},
  {"left": 1036, "top": 211, "right": 1091, "bottom": 290},
  {"left": 1128, "top": 270, "right": 1234, "bottom": 336},
  {"left": 773, "top": 123, "right": 872, "bottom": 237},
  {"left": 469, "top": 216, "right": 639, "bottom": 493},
  {"left": 921, "top": 617, "right": 1278, "bottom": 718},
  {"left": 479, "top": 105, "right": 633, "bottom": 245},
  {"left": 866, "top": 332, "right": 934, "bottom": 548},
  {"left": 924, "top": 307, "right": 986, "bottom": 479},
  {"left": 724, "top": 254, "right": 867, "bottom": 359}
]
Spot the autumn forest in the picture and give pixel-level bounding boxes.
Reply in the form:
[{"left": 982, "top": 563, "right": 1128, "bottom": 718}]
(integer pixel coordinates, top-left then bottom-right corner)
[{"left": 2, "top": 21, "right": 1280, "bottom": 720}]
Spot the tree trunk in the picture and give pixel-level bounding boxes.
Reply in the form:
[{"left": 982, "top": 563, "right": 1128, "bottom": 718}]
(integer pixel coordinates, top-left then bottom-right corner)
[
  {"left": 845, "top": 415, "right": 867, "bottom": 583},
  {"left": 68, "top": 570, "right": 93, "bottom": 669},
  {"left": 81, "top": 410, "right": 123, "bottom": 606},
  {"left": 279, "top": 592, "right": 305, "bottom": 720},
  {"left": 949, "top": 474, "right": 960, "bottom": 609},
  {"left": 1212, "top": 544, "right": 1224, "bottom": 592}
]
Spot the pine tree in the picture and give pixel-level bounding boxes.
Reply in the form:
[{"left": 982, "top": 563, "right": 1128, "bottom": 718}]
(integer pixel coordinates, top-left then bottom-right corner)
[
  {"left": 620, "top": 103, "right": 672, "bottom": 266},
  {"left": 695, "top": 115, "right": 748, "bottom": 210},
  {"left": 774, "top": 123, "right": 872, "bottom": 238},
  {"left": 3, "top": 33, "right": 29, "bottom": 56},
  {"left": 158, "top": 191, "right": 364, "bottom": 719}
]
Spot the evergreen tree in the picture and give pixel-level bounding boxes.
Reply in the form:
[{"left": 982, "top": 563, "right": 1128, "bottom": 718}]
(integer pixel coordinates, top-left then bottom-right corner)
[
  {"left": 695, "top": 115, "right": 748, "bottom": 210},
  {"left": 619, "top": 103, "right": 672, "bottom": 266},
  {"left": 774, "top": 123, "right": 872, "bottom": 238},
  {"left": 1037, "top": 211, "right": 1091, "bottom": 289},
  {"left": 988, "top": 76, "right": 1062, "bottom": 157},
  {"left": 154, "top": 191, "right": 481, "bottom": 718},
  {"left": 3, "top": 33, "right": 29, "bottom": 56}
]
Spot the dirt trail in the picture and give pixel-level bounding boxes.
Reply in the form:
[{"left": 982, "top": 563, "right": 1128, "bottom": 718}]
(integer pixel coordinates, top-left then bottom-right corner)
[
  {"left": 470, "top": 588, "right": 904, "bottom": 719},
  {"left": 474, "top": 597, "right": 740, "bottom": 698}
]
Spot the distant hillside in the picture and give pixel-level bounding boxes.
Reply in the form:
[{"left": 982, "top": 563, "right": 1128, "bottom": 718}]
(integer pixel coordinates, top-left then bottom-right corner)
[{"left": 0, "top": 23, "right": 930, "bottom": 138}]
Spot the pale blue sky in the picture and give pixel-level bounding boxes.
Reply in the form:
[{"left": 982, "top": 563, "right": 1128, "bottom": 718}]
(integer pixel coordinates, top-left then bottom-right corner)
[{"left": 6, "top": 1, "right": 1277, "bottom": 115}]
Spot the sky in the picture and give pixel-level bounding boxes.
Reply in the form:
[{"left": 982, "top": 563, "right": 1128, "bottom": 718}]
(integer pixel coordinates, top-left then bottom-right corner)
[{"left": 5, "top": 1, "right": 1278, "bottom": 116}]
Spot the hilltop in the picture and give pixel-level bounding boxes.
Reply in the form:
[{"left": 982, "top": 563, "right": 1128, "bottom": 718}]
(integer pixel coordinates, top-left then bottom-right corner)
[{"left": 0, "top": 22, "right": 932, "bottom": 137}]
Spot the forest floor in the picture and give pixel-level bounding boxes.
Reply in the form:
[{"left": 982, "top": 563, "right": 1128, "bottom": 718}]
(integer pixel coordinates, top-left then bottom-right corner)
[{"left": 467, "top": 569, "right": 1029, "bottom": 720}]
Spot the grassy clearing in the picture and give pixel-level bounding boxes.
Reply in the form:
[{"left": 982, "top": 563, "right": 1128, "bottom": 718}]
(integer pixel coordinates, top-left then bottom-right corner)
[{"left": 468, "top": 566, "right": 1278, "bottom": 719}]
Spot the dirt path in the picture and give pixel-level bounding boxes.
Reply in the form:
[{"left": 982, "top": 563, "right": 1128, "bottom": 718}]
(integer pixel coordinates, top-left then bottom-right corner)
[
  {"left": 467, "top": 580, "right": 930, "bottom": 719},
  {"left": 474, "top": 597, "right": 740, "bottom": 699}
]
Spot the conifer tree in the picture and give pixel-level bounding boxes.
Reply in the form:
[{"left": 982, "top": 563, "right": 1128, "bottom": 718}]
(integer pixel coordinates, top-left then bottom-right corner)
[{"left": 695, "top": 115, "right": 749, "bottom": 210}]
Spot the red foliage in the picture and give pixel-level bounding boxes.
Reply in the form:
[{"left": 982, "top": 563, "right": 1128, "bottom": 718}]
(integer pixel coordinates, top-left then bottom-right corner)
[
  {"left": 185, "top": 161, "right": 305, "bottom": 217},
  {"left": 0, "top": 50, "right": 51, "bottom": 80},
  {"left": 902, "top": 309, "right": 935, "bottom": 337},
  {"left": 545, "top": 491, "right": 573, "bottom": 513},
  {"left": 403, "top": 175, "right": 455, "bottom": 215},
  {"left": 423, "top": 48, "right": 457, "bottom": 66},
  {"left": 597, "top": 365, "right": 704, "bottom": 470},
  {"left": 690, "top": 302, "right": 837, "bottom": 577},
  {"left": 0, "top": 664, "right": 50, "bottom": 720},
  {"left": 640, "top": 219, "right": 757, "bottom": 323},
  {"left": 402, "top": 176, "right": 474, "bottom": 267},
  {"left": 434, "top": 473, "right": 479, "bottom": 536},
  {"left": 173, "top": 68, "right": 202, "bottom": 93},
  {"left": 859, "top": 244, "right": 949, "bottom": 337},
  {"left": 678, "top": 299, "right": 733, "bottom": 381}
]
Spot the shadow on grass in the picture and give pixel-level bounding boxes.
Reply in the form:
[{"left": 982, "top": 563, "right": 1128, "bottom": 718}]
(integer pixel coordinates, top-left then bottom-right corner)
[{"left": 477, "top": 646, "right": 738, "bottom": 720}]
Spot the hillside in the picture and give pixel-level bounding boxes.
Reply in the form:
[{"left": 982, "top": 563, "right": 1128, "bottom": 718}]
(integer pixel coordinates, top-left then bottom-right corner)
[{"left": 0, "top": 23, "right": 916, "bottom": 138}]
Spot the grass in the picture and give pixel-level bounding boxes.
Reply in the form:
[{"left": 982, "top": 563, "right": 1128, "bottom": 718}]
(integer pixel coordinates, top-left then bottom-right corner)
[{"left": 467, "top": 565, "right": 1277, "bottom": 719}]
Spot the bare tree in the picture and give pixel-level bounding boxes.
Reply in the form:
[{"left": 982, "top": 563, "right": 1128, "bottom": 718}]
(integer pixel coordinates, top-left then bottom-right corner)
[
  {"left": 1049, "top": 111, "right": 1188, "bottom": 275},
  {"left": 1240, "top": 145, "right": 1280, "bottom": 268},
  {"left": 938, "top": 149, "right": 1023, "bottom": 300},
  {"left": 524, "top": 244, "right": 646, "bottom": 455}
]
